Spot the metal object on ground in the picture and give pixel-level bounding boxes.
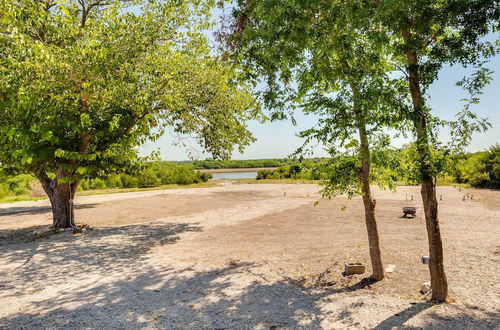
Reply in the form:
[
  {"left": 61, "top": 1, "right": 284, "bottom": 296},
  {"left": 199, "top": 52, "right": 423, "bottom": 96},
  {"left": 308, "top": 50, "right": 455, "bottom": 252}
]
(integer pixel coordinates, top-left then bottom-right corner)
[
  {"left": 344, "top": 262, "right": 365, "bottom": 275},
  {"left": 420, "top": 282, "right": 431, "bottom": 294},
  {"left": 402, "top": 207, "right": 417, "bottom": 218}
]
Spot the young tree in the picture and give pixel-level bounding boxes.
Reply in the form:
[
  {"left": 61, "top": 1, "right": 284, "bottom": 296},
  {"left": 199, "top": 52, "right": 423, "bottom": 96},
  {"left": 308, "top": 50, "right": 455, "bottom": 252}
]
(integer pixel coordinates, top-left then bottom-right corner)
[
  {"left": 376, "top": 0, "right": 498, "bottom": 301},
  {"left": 222, "top": 0, "right": 406, "bottom": 280},
  {"left": 0, "top": 0, "right": 259, "bottom": 228}
]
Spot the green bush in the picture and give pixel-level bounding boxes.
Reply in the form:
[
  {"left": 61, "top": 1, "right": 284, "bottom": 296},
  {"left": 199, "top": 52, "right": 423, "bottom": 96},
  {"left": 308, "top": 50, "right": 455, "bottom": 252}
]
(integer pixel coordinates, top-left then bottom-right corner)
[
  {"left": 199, "top": 172, "right": 212, "bottom": 182},
  {"left": 0, "top": 183, "right": 10, "bottom": 199},
  {"left": 76, "top": 162, "right": 208, "bottom": 190},
  {"left": 6, "top": 174, "right": 34, "bottom": 195},
  {"left": 256, "top": 169, "right": 271, "bottom": 180}
]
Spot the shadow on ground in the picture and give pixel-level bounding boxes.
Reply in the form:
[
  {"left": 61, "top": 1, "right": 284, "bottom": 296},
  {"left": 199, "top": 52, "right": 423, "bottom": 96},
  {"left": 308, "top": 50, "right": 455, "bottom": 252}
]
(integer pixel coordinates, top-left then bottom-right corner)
[
  {"left": 373, "top": 303, "right": 498, "bottom": 329},
  {"left": 0, "top": 203, "right": 97, "bottom": 217},
  {"left": 0, "top": 221, "right": 202, "bottom": 297},
  {"left": 0, "top": 220, "right": 497, "bottom": 329}
]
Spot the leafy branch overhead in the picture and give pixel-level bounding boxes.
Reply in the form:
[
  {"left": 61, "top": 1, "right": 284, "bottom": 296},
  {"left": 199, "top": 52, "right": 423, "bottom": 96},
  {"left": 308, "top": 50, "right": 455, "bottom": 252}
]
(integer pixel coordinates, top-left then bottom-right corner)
[{"left": 0, "top": 0, "right": 259, "bottom": 183}]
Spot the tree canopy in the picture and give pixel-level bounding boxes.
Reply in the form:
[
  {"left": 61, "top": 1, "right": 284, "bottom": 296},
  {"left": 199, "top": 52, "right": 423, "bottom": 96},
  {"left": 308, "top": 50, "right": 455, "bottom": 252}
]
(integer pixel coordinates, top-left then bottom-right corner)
[{"left": 0, "top": 0, "right": 259, "bottom": 227}]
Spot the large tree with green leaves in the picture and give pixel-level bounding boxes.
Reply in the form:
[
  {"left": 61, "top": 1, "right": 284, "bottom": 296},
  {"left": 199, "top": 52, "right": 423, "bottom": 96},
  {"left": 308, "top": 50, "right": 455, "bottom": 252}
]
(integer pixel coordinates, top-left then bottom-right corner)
[
  {"left": 0, "top": 0, "right": 258, "bottom": 228},
  {"left": 222, "top": 0, "right": 407, "bottom": 281},
  {"left": 376, "top": 0, "right": 498, "bottom": 302}
]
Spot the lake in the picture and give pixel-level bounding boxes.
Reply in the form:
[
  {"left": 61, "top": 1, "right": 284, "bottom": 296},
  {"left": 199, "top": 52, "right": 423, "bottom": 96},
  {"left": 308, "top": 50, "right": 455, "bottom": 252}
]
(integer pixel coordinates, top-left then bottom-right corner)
[{"left": 209, "top": 171, "right": 258, "bottom": 180}]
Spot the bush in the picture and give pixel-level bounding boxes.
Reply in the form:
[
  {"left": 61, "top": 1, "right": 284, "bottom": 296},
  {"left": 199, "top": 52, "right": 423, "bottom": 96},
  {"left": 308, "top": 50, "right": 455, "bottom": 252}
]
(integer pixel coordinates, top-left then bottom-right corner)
[
  {"left": 89, "top": 178, "right": 107, "bottom": 190},
  {"left": 6, "top": 174, "right": 34, "bottom": 195},
  {"left": 0, "top": 183, "right": 10, "bottom": 199},
  {"left": 121, "top": 174, "right": 139, "bottom": 188},
  {"left": 256, "top": 169, "right": 271, "bottom": 180},
  {"left": 199, "top": 172, "right": 212, "bottom": 182},
  {"left": 105, "top": 174, "right": 123, "bottom": 188}
]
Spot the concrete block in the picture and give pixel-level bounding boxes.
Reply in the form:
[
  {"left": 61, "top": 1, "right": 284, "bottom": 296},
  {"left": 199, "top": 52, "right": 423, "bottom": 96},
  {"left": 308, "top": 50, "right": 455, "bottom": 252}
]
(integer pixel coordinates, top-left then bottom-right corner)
[{"left": 344, "top": 262, "right": 365, "bottom": 275}]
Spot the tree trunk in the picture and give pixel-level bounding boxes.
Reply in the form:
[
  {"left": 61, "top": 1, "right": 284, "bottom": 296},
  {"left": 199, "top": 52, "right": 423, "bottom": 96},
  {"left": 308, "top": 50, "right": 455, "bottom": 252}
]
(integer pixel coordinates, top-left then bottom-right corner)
[
  {"left": 421, "top": 179, "right": 448, "bottom": 301},
  {"left": 36, "top": 172, "right": 79, "bottom": 229},
  {"left": 357, "top": 119, "right": 384, "bottom": 281},
  {"left": 348, "top": 78, "right": 384, "bottom": 281},
  {"left": 404, "top": 30, "right": 449, "bottom": 302},
  {"left": 50, "top": 183, "right": 74, "bottom": 228}
]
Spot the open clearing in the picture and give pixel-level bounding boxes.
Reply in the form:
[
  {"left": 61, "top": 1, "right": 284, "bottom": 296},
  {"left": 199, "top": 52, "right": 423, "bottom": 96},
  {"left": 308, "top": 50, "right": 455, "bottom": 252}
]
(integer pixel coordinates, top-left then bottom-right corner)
[{"left": 0, "top": 183, "right": 498, "bottom": 329}]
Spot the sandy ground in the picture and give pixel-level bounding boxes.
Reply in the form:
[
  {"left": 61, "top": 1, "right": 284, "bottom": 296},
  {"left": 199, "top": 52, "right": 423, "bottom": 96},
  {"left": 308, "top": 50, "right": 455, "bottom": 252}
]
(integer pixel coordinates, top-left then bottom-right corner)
[{"left": 0, "top": 183, "right": 499, "bottom": 329}]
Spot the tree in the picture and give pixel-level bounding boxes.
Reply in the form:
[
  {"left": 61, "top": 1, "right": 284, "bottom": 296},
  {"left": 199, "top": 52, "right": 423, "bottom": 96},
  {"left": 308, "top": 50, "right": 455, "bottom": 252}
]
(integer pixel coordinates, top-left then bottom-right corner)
[
  {"left": 0, "top": 0, "right": 259, "bottom": 228},
  {"left": 376, "top": 0, "right": 498, "bottom": 301},
  {"left": 223, "top": 0, "right": 406, "bottom": 280}
]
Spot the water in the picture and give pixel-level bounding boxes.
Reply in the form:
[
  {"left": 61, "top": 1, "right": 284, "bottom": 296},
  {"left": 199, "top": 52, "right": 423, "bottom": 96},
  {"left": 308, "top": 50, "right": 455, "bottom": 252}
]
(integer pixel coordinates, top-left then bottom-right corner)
[{"left": 209, "top": 171, "right": 258, "bottom": 180}]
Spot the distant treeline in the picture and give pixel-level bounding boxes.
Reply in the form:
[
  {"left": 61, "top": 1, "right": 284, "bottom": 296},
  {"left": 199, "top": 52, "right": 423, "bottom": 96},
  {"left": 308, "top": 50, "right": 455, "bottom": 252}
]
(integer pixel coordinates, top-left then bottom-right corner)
[
  {"left": 1, "top": 147, "right": 498, "bottom": 199},
  {"left": 447, "top": 145, "right": 500, "bottom": 189},
  {"left": 182, "top": 158, "right": 327, "bottom": 170},
  {"left": 0, "top": 162, "right": 212, "bottom": 199},
  {"left": 79, "top": 162, "right": 212, "bottom": 190},
  {"left": 257, "top": 145, "right": 500, "bottom": 189}
]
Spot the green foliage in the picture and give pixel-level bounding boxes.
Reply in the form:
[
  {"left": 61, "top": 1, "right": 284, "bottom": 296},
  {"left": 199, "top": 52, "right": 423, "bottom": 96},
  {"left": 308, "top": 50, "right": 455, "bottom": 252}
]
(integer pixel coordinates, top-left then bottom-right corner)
[
  {"left": 0, "top": 183, "right": 9, "bottom": 199},
  {"left": 191, "top": 158, "right": 324, "bottom": 169},
  {"left": 79, "top": 161, "right": 210, "bottom": 190},
  {"left": 377, "top": 0, "right": 499, "bottom": 183},
  {"left": 0, "top": 0, "right": 258, "bottom": 188},
  {"left": 223, "top": 0, "right": 410, "bottom": 204},
  {"left": 448, "top": 144, "right": 500, "bottom": 188},
  {"left": 317, "top": 155, "right": 362, "bottom": 199},
  {"left": 256, "top": 162, "right": 319, "bottom": 181},
  {"left": 0, "top": 172, "right": 35, "bottom": 197},
  {"left": 5, "top": 174, "right": 35, "bottom": 195}
]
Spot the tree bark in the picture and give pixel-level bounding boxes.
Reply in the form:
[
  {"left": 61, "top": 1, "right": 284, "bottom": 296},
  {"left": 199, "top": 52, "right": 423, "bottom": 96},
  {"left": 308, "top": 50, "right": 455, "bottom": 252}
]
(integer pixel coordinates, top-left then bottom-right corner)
[
  {"left": 403, "top": 30, "right": 449, "bottom": 302},
  {"left": 36, "top": 171, "right": 79, "bottom": 229},
  {"left": 357, "top": 124, "right": 384, "bottom": 281},
  {"left": 348, "top": 79, "right": 384, "bottom": 281}
]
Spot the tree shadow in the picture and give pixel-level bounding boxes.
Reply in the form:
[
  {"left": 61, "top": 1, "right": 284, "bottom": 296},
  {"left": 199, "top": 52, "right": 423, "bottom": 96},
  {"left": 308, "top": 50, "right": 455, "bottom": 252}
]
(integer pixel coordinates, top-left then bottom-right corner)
[
  {"left": 0, "top": 220, "right": 497, "bottom": 329},
  {"left": 0, "top": 261, "right": 333, "bottom": 329},
  {"left": 0, "top": 225, "right": 55, "bottom": 245},
  {"left": 0, "top": 221, "right": 202, "bottom": 298},
  {"left": 373, "top": 302, "right": 498, "bottom": 329},
  {"left": 0, "top": 203, "right": 97, "bottom": 217},
  {"left": 373, "top": 303, "right": 434, "bottom": 329},
  {"left": 0, "top": 215, "right": 334, "bottom": 328}
]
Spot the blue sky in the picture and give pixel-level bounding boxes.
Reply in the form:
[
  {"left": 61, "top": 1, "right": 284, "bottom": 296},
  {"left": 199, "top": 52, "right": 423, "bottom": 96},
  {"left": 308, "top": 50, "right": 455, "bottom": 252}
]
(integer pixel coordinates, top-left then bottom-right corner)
[
  {"left": 140, "top": 53, "right": 500, "bottom": 161},
  {"left": 138, "top": 4, "right": 499, "bottom": 161}
]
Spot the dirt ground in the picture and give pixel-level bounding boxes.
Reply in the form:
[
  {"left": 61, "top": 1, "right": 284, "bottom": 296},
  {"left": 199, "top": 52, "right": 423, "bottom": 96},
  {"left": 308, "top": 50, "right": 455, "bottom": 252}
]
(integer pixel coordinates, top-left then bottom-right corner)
[{"left": 0, "top": 183, "right": 498, "bottom": 329}]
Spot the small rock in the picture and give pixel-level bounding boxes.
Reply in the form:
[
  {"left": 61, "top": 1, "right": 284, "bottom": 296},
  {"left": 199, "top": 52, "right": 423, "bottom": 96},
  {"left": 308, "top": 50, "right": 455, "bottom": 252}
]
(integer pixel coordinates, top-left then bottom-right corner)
[
  {"left": 420, "top": 282, "right": 431, "bottom": 294},
  {"left": 385, "top": 264, "right": 396, "bottom": 273}
]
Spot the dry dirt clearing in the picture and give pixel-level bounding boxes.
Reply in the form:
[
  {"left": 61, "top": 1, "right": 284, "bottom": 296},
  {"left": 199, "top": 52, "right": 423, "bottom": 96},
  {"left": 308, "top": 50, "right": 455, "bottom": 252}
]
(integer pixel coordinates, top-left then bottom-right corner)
[{"left": 0, "top": 183, "right": 498, "bottom": 329}]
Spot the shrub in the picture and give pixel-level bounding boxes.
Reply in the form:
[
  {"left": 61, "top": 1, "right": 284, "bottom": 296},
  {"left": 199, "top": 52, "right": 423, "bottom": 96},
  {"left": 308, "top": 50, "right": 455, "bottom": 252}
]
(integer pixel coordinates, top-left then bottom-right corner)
[
  {"left": 0, "top": 183, "right": 10, "bottom": 199},
  {"left": 199, "top": 172, "right": 212, "bottom": 182},
  {"left": 6, "top": 174, "right": 34, "bottom": 195}
]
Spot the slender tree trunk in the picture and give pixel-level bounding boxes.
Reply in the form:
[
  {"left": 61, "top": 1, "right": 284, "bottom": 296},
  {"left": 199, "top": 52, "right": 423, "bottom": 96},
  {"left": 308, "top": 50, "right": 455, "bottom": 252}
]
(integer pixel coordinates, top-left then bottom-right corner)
[
  {"left": 404, "top": 30, "right": 448, "bottom": 302},
  {"left": 36, "top": 171, "right": 79, "bottom": 229},
  {"left": 349, "top": 81, "right": 384, "bottom": 281},
  {"left": 357, "top": 125, "right": 384, "bottom": 281}
]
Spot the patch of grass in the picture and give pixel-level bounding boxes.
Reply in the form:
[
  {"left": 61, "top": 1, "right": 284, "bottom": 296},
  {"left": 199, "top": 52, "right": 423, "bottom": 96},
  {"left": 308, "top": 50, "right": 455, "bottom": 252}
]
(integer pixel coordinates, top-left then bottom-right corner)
[
  {"left": 77, "top": 181, "right": 218, "bottom": 197},
  {"left": 0, "top": 181, "right": 218, "bottom": 204},
  {"left": 0, "top": 196, "right": 47, "bottom": 203}
]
